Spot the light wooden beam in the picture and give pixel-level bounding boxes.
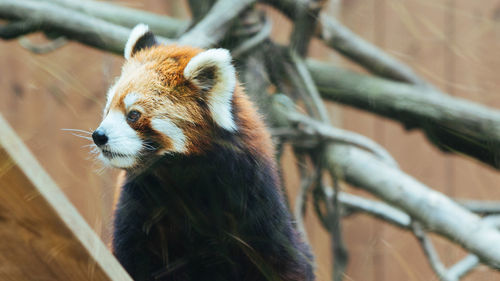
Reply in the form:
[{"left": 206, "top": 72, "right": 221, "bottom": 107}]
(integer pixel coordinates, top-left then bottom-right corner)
[{"left": 0, "top": 114, "right": 131, "bottom": 281}]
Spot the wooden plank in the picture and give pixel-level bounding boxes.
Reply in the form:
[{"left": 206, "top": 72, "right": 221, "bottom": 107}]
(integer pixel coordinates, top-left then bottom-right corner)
[{"left": 0, "top": 114, "right": 131, "bottom": 281}]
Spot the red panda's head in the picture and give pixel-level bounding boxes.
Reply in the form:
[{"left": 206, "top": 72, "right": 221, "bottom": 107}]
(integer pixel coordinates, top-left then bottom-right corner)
[{"left": 92, "top": 24, "right": 239, "bottom": 169}]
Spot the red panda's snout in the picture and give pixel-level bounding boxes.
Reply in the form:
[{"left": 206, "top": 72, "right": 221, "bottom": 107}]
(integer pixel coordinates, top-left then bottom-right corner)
[
  {"left": 93, "top": 110, "right": 147, "bottom": 169},
  {"left": 93, "top": 24, "right": 239, "bottom": 169}
]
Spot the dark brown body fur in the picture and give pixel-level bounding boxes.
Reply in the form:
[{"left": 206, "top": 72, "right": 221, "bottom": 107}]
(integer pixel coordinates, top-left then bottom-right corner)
[{"left": 112, "top": 92, "right": 315, "bottom": 281}]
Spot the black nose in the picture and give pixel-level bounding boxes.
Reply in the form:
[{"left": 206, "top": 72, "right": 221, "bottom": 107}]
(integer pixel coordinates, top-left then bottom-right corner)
[{"left": 92, "top": 129, "right": 108, "bottom": 146}]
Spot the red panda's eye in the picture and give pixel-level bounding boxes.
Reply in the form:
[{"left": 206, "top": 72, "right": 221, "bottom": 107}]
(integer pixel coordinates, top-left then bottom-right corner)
[{"left": 127, "top": 110, "right": 141, "bottom": 123}]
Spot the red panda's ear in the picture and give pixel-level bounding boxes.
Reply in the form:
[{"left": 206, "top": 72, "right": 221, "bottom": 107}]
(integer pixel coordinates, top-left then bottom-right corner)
[
  {"left": 184, "top": 49, "right": 237, "bottom": 131},
  {"left": 124, "top": 24, "right": 157, "bottom": 60}
]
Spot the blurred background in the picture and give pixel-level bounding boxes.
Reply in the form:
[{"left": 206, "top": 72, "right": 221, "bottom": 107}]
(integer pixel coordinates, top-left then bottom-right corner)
[{"left": 2, "top": 0, "right": 500, "bottom": 280}]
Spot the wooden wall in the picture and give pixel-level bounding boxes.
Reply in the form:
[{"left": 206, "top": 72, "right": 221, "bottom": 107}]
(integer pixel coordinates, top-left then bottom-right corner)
[
  {"left": 1, "top": 0, "right": 500, "bottom": 280},
  {"left": 328, "top": 0, "right": 500, "bottom": 280}
]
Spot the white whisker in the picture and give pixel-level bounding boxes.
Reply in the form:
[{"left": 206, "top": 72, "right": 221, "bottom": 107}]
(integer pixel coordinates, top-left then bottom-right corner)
[
  {"left": 82, "top": 143, "right": 96, "bottom": 148},
  {"left": 70, "top": 133, "right": 93, "bottom": 140},
  {"left": 61, "top": 128, "right": 93, "bottom": 135}
]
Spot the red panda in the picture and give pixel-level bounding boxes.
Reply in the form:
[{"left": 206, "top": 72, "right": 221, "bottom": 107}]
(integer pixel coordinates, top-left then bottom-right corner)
[{"left": 92, "top": 24, "right": 315, "bottom": 281}]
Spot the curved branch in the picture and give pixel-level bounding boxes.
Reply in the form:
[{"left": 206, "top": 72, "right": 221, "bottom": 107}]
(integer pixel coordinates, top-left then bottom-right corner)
[
  {"left": 448, "top": 255, "right": 479, "bottom": 280},
  {"left": 262, "top": 0, "right": 431, "bottom": 87},
  {"left": 285, "top": 111, "right": 398, "bottom": 168},
  {"left": 0, "top": 0, "right": 173, "bottom": 54},
  {"left": 270, "top": 93, "right": 500, "bottom": 270},
  {"left": 307, "top": 59, "right": 500, "bottom": 170},
  {"left": 325, "top": 143, "right": 500, "bottom": 269},
  {"left": 338, "top": 192, "right": 410, "bottom": 229},
  {"left": 0, "top": 20, "right": 40, "bottom": 39},
  {"left": 457, "top": 199, "right": 500, "bottom": 215},
  {"left": 39, "top": 0, "right": 186, "bottom": 38},
  {"left": 178, "top": 0, "right": 256, "bottom": 48},
  {"left": 413, "top": 222, "right": 455, "bottom": 281},
  {"left": 289, "top": 0, "right": 324, "bottom": 56},
  {"left": 316, "top": 14, "right": 432, "bottom": 88},
  {"left": 18, "top": 36, "right": 68, "bottom": 54}
]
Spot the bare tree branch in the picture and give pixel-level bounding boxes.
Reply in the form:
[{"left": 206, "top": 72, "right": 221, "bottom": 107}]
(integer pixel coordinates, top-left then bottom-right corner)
[
  {"left": 270, "top": 92, "right": 500, "bottom": 270},
  {"left": 338, "top": 192, "right": 410, "bottom": 229},
  {"left": 0, "top": 0, "right": 174, "bottom": 54},
  {"left": 289, "top": 51, "right": 331, "bottom": 122},
  {"left": 0, "top": 19, "right": 40, "bottom": 39},
  {"left": 457, "top": 199, "right": 500, "bottom": 215},
  {"left": 324, "top": 143, "right": 500, "bottom": 269},
  {"left": 39, "top": 0, "right": 186, "bottom": 38},
  {"left": 279, "top": 111, "right": 399, "bottom": 168},
  {"left": 178, "top": 0, "right": 256, "bottom": 48},
  {"left": 262, "top": 0, "right": 431, "bottom": 87},
  {"left": 315, "top": 14, "right": 433, "bottom": 88},
  {"left": 313, "top": 183, "right": 349, "bottom": 281},
  {"left": 293, "top": 153, "right": 316, "bottom": 243},
  {"left": 232, "top": 15, "right": 272, "bottom": 58},
  {"left": 18, "top": 36, "right": 68, "bottom": 54},
  {"left": 448, "top": 255, "right": 479, "bottom": 280},
  {"left": 187, "top": 0, "right": 216, "bottom": 24},
  {"left": 289, "top": 0, "right": 324, "bottom": 56},
  {"left": 331, "top": 179, "right": 349, "bottom": 281},
  {"left": 307, "top": 59, "right": 500, "bottom": 170},
  {"left": 413, "top": 222, "right": 455, "bottom": 281}
]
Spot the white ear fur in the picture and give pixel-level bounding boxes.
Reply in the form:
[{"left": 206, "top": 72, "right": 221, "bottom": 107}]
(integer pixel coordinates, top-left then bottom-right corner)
[
  {"left": 124, "top": 24, "right": 151, "bottom": 60},
  {"left": 184, "top": 48, "right": 237, "bottom": 132}
]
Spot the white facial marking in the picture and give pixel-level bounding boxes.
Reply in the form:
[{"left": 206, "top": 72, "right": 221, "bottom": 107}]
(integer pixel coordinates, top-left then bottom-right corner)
[
  {"left": 151, "top": 117, "right": 187, "bottom": 153},
  {"left": 104, "top": 83, "right": 117, "bottom": 115},
  {"left": 124, "top": 23, "right": 150, "bottom": 60},
  {"left": 184, "top": 48, "right": 237, "bottom": 132},
  {"left": 97, "top": 110, "right": 143, "bottom": 168},
  {"left": 123, "top": 92, "right": 140, "bottom": 109},
  {"left": 98, "top": 153, "right": 136, "bottom": 169}
]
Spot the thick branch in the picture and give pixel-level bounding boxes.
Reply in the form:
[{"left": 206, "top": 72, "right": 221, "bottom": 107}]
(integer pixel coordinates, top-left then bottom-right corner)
[
  {"left": 0, "top": 20, "right": 40, "bottom": 39},
  {"left": 289, "top": 0, "right": 324, "bottom": 56},
  {"left": 448, "top": 255, "right": 479, "bottom": 280},
  {"left": 263, "top": 0, "right": 430, "bottom": 87},
  {"left": 324, "top": 143, "right": 500, "bottom": 269},
  {"left": 270, "top": 93, "right": 500, "bottom": 269},
  {"left": 307, "top": 59, "right": 500, "bottom": 170},
  {"left": 0, "top": 0, "right": 172, "bottom": 54},
  {"left": 316, "top": 15, "right": 432, "bottom": 88},
  {"left": 187, "top": 0, "right": 216, "bottom": 23},
  {"left": 413, "top": 222, "right": 455, "bottom": 281},
  {"left": 457, "top": 199, "right": 500, "bottom": 215},
  {"left": 338, "top": 192, "right": 410, "bottom": 229},
  {"left": 178, "top": 0, "right": 256, "bottom": 48},
  {"left": 39, "top": 0, "right": 186, "bottom": 38}
]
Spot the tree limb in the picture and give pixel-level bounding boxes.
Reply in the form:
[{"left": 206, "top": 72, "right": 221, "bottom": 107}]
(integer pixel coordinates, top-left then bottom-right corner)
[
  {"left": 0, "top": 19, "right": 40, "bottom": 39},
  {"left": 187, "top": 0, "right": 216, "bottom": 24},
  {"left": 457, "top": 199, "right": 500, "bottom": 215},
  {"left": 448, "top": 255, "right": 479, "bottom": 280},
  {"left": 289, "top": 0, "right": 325, "bottom": 56},
  {"left": 325, "top": 143, "right": 500, "bottom": 269},
  {"left": 0, "top": 0, "right": 174, "bottom": 54},
  {"left": 280, "top": 111, "right": 399, "bottom": 168},
  {"left": 270, "top": 92, "right": 500, "bottom": 270},
  {"left": 338, "top": 192, "right": 411, "bottom": 229},
  {"left": 307, "top": 59, "right": 500, "bottom": 170},
  {"left": 315, "top": 14, "right": 433, "bottom": 88},
  {"left": 262, "top": 0, "right": 431, "bottom": 87},
  {"left": 413, "top": 222, "right": 456, "bottom": 281},
  {"left": 18, "top": 36, "right": 68, "bottom": 54},
  {"left": 178, "top": 0, "right": 256, "bottom": 48},
  {"left": 39, "top": 0, "right": 186, "bottom": 38}
]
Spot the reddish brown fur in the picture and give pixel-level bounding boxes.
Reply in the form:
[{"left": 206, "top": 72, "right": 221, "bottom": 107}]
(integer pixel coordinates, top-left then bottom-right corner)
[
  {"left": 107, "top": 44, "right": 274, "bottom": 161},
  {"left": 110, "top": 43, "right": 315, "bottom": 281}
]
